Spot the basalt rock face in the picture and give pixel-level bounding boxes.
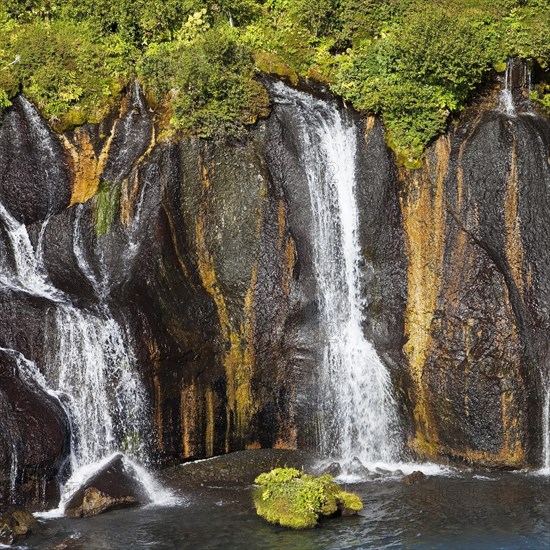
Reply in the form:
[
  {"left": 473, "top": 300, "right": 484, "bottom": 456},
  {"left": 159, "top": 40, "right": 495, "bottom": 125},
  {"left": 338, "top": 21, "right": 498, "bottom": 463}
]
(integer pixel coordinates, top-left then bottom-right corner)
[
  {"left": 0, "top": 71, "right": 549, "bottom": 509},
  {"left": 0, "top": 351, "right": 71, "bottom": 510},
  {"left": 401, "top": 89, "right": 550, "bottom": 467},
  {"left": 0, "top": 96, "right": 71, "bottom": 224}
]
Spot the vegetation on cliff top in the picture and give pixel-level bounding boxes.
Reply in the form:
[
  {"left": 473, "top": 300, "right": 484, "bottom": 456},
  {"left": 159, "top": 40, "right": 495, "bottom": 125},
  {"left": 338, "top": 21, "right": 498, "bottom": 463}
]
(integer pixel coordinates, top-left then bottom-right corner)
[
  {"left": 253, "top": 467, "right": 363, "bottom": 529},
  {"left": 0, "top": 0, "right": 549, "bottom": 160}
]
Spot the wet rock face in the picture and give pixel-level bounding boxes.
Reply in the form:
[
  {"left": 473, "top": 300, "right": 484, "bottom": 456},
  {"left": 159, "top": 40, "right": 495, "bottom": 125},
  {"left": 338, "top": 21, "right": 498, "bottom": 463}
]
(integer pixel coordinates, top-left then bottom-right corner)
[
  {"left": 0, "top": 351, "right": 71, "bottom": 510},
  {"left": 0, "top": 78, "right": 549, "bottom": 495},
  {"left": 0, "top": 96, "right": 71, "bottom": 224},
  {"left": 64, "top": 454, "right": 150, "bottom": 518},
  {"left": 0, "top": 506, "right": 39, "bottom": 545},
  {"left": 401, "top": 100, "right": 550, "bottom": 467}
]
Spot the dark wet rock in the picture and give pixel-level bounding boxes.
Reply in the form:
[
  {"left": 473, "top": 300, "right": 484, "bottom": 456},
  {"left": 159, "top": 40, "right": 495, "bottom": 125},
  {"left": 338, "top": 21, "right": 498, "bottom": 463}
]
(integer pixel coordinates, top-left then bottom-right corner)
[
  {"left": 0, "top": 290, "right": 53, "bottom": 365},
  {"left": 402, "top": 471, "right": 427, "bottom": 485},
  {"left": 161, "top": 449, "right": 314, "bottom": 491},
  {"left": 402, "top": 96, "right": 550, "bottom": 467},
  {"left": 0, "top": 96, "right": 70, "bottom": 224},
  {"left": 101, "top": 82, "right": 153, "bottom": 184},
  {"left": 64, "top": 454, "right": 150, "bottom": 518},
  {"left": 0, "top": 506, "right": 39, "bottom": 545},
  {"left": 346, "top": 458, "right": 369, "bottom": 478},
  {"left": 0, "top": 350, "right": 71, "bottom": 510},
  {"left": 318, "top": 461, "right": 342, "bottom": 478}
]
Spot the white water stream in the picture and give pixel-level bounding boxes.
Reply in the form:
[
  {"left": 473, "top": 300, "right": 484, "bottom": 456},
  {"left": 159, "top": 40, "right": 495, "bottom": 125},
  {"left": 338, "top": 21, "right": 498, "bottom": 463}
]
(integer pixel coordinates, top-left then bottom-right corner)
[
  {"left": 271, "top": 83, "right": 402, "bottom": 472},
  {"left": 0, "top": 192, "right": 162, "bottom": 507}
]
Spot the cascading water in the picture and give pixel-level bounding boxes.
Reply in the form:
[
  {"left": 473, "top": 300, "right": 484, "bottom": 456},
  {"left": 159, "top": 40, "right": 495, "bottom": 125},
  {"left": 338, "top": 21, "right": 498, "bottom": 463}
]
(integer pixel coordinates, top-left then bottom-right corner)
[
  {"left": 500, "top": 60, "right": 516, "bottom": 116},
  {"left": 18, "top": 96, "right": 67, "bottom": 215},
  {"left": 0, "top": 195, "right": 155, "bottom": 506},
  {"left": 543, "top": 387, "right": 550, "bottom": 474},
  {"left": 270, "top": 82, "right": 400, "bottom": 470},
  {"left": 496, "top": 61, "right": 549, "bottom": 474},
  {"left": 499, "top": 58, "right": 533, "bottom": 117}
]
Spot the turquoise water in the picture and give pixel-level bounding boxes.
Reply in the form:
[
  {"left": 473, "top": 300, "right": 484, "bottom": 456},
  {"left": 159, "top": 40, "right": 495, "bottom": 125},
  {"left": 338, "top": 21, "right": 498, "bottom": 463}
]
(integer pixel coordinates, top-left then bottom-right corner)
[{"left": 22, "top": 471, "right": 550, "bottom": 549}]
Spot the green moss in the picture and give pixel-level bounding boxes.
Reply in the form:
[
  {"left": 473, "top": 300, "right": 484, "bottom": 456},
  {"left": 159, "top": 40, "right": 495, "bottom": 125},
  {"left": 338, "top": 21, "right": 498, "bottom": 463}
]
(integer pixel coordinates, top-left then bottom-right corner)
[
  {"left": 252, "top": 51, "right": 299, "bottom": 86},
  {"left": 253, "top": 467, "right": 363, "bottom": 529},
  {"left": 94, "top": 181, "right": 121, "bottom": 236},
  {"left": 338, "top": 491, "right": 363, "bottom": 512}
]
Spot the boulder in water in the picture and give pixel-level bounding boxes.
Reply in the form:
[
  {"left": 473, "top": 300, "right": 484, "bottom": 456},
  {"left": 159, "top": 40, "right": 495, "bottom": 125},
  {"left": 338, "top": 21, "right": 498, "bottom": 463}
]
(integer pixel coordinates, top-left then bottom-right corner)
[
  {"left": 253, "top": 467, "right": 362, "bottom": 529},
  {"left": 0, "top": 506, "right": 39, "bottom": 545},
  {"left": 347, "top": 457, "right": 369, "bottom": 478},
  {"left": 318, "top": 461, "right": 342, "bottom": 478},
  {"left": 64, "top": 454, "right": 150, "bottom": 518},
  {"left": 402, "top": 470, "right": 427, "bottom": 485}
]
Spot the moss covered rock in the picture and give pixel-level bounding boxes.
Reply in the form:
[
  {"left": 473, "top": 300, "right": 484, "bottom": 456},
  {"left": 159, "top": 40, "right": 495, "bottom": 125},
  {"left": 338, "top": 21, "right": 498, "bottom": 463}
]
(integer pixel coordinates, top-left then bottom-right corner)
[{"left": 252, "top": 467, "right": 362, "bottom": 529}]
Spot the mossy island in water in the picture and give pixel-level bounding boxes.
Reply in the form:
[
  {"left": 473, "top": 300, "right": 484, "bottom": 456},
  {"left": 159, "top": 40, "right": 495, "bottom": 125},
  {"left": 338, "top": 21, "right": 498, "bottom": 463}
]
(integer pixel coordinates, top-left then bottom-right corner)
[{"left": 252, "top": 468, "right": 363, "bottom": 529}]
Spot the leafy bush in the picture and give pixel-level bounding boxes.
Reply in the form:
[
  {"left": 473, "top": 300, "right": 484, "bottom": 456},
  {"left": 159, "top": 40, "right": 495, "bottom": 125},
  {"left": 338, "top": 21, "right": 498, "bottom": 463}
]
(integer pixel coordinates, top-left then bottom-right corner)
[
  {"left": 332, "top": 6, "right": 499, "bottom": 163},
  {"left": 1, "top": 0, "right": 549, "bottom": 152},
  {"left": 139, "top": 26, "right": 269, "bottom": 138},
  {"left": 253, "top": 467, "right": 362, "bottom": 529},
  {"left": 501, "top": 1, "right": 550, "bottom": 67},
  {"left": 0, "top": 19, "right": 131, "bottom": 130}
]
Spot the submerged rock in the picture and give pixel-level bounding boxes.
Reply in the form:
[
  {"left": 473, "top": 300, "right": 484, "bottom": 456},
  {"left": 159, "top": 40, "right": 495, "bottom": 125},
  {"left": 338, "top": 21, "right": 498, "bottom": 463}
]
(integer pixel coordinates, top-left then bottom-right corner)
[
  {"left": 253, "top": 467, "right": 362, "bottom": 529},
  {"left": 0, "top": 506, "right": 39, "bottom": 545},
  {"left": 64, "top": 454, "right": 150, "bottom": 518}
]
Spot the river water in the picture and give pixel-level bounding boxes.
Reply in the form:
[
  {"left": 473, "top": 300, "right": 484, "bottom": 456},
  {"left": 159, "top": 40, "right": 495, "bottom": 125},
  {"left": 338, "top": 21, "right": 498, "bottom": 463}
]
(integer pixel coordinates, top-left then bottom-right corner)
[{"left": 18, "top": 451, "right": 550, "bottom": 550}]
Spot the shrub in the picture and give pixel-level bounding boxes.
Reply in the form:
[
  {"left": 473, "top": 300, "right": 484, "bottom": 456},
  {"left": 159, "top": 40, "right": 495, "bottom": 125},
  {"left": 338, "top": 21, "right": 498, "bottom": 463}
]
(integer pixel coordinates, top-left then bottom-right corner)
[
  {"left": 332, "top": 7, "right": 499, "bottom": 163},
  {"left": 0, "top": 19, "right": 131, "bottom": 130},
  {"left": 139, "top": 26, "right": 270, "bottom": 138}
]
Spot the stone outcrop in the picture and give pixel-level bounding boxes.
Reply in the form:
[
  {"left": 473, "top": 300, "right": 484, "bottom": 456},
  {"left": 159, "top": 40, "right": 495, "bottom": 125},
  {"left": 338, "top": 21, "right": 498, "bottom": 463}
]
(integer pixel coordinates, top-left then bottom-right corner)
[
  {"left": 400, "top": 88, "right": 550, "bottom": 467},
  {"left": 0, "top": 67, "right": 549, "bottom": 510},
  {"left": 0, "top": 506, "right": 39, "bottom": 545},
  {"left": 0, "top": 350, "right": 71, "bottom": 510},
  {"left": 64, "top": 454, "right": 150, "bottom": 518}
]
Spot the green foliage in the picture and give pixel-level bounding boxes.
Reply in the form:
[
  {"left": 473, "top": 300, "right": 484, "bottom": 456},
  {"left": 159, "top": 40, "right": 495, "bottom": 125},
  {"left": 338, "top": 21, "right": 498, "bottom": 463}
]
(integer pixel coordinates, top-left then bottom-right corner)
[
  {"left": 501, "top": 2, "right": 550, "bottom": 68},
  {"left": 0, "top": 19, "right": 130, "bottom": 130},
  {"left": 253, "top": 467, "right": 363, "bottom": 529},
  {"left": 337, "top": 0, "right": 400, "bottom": 46},
  {"left": 1, "top": 0, "right": 549, "bottom": 151},
  {"left": 94, "top": 180, "right": 121, "bottom": 236},
  {"left": 332, "top": 6, "right": 500, "bottom": 162},
  {"left": 139, "top": 26, "right": 270, "bottom": 138},
  {"left": 531, "top": 84, "right": 550, "bottom": 115}
]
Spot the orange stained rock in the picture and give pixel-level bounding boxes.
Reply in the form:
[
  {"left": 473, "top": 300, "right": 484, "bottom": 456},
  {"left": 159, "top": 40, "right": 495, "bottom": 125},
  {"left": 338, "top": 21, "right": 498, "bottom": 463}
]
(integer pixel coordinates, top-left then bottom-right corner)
[{"left": 401, "top": 136, "right": 450, "bottom": 457}]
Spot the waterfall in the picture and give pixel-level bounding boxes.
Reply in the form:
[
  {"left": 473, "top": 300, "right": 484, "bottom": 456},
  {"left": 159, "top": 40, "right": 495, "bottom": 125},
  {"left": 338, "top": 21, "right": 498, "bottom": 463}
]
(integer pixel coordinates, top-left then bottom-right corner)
[
  {"left": 0, "top": 198, "right": 151, "bottom": 503},
  {"left": 543, "top": 386, "right": 550, "bottom": 473},
  {"left": 271, "top": 82, "right": 400, "bottom": 469},
  {"left": 500, "top": 60, "right": 516, "bottom": 117},
  {"left": 499, "top": 58, "right": 534, "bottom": 117},
  {"left": 17, "top": 96, "right": 66, "bottom": 215}
]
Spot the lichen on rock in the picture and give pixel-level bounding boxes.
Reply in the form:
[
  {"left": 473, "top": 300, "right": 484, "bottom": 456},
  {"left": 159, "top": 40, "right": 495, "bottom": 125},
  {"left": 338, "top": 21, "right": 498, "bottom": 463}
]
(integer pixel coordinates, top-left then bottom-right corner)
[{"left": 252, "top": 467, "right": 362, "bottom": 529}]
